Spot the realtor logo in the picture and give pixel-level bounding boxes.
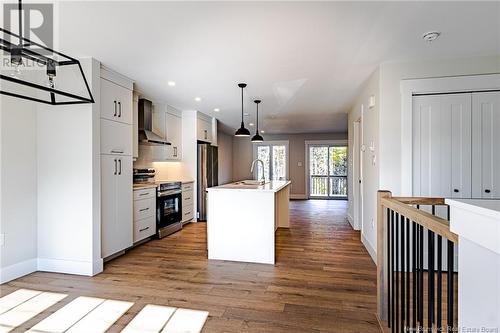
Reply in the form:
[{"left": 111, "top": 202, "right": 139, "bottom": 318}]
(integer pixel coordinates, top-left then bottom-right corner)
[{"left": 3, "top": 3, "right": 53, "bottom": 55}]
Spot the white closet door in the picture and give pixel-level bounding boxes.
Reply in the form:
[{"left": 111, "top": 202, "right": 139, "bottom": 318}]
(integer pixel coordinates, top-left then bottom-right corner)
[
  {"left": 412, "top": 94, "right": 471, "bottom": 198},
  {"left": 472, "top": 91, "right": 500, "bottom": 199}
]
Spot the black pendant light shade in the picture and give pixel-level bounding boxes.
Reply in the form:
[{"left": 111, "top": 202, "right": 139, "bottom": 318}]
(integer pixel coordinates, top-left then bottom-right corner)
[
  {"left": 251, "top": 99, "right": 264, "bottom": 142},
  {"left": 235, "top": 83, "right": 250, "bottom": 137}
]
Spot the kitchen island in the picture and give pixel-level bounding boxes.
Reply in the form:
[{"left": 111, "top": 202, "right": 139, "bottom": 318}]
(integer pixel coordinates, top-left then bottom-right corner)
[{"left": 206, "top": 180, "right": 291, "bottom": 264}]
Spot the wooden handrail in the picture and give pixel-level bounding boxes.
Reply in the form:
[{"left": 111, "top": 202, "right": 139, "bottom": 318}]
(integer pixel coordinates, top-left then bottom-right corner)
[{"left": 376, "top": 190, "right": 458, "bottom": 325}]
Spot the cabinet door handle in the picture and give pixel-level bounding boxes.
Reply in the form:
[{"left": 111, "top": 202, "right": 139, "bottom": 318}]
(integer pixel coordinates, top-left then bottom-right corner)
[
  {"left": 139, "top": 226, "right": 150, "bottom": 232},
  {"left": 485, "top": 189, "right": 491, "bottom": 193},
  {"left": 111, "top": 149, "right": 124, "bottom": 154},
  {"left": 184, "top": 197, "right": 191, "bottom": 200},
  {"left": 118, "top": 159, "right": 122, "bottom": 175},
  {"left": 118, "top": 101, "right": 122, "bottom": 117},
  {"left": 185, "top": 212, "right": 191, "bottom": 216},
  {"left": 114, "top": 159, "right": 117, "bottom": 175},
  {"left": 453, "top": 189, "right": 459, "bottom": 193},
  {"left": 113, "top": 101, "right": 117, "bottom": 117},
  {"left": 139, "top": 192, "right": 150, "bottom": 197},
  {"left": 139, "top": 207, "right": 149, "bottom": 212},
  {"left": 173, "top": 147, "right": 177, "bottom": 157},
  {"left": 204, "top": 130, "right": 207, "bottom": 140}
]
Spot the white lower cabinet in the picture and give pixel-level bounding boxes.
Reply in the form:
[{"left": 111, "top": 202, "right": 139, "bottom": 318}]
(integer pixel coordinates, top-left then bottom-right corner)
[
  {"left": 101, "top": 155, "right": 133, "bottom": 258},
  {"left": 133, "top": 188, "right": 156, "bottom": 242},
  {"left": 182, "top": 183, "right": 194, "bottom": 223}
]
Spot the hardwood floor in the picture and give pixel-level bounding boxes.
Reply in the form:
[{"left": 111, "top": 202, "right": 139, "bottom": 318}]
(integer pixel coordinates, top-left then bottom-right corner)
[{"left": 2, "top": 200, "right": 380, "bottom": 333}]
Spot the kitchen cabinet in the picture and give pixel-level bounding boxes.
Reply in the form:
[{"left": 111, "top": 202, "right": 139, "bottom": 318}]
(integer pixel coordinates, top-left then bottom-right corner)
[
  {"left": 133, "top": 92, "right": 139, "bottom": 160},
  {"left": 100, "top": 119, "right": 133, "bottom": 156},
  {"left": 182, "top": 182, "right": 194, "bottom": 223},
  {"left": 197, "top": 113, "right": 213, "bottom": 143},
  {"left": 100, "top": 66, "right": 134, "bottom": 259},
  {"left": 166, "top": 112, "right": 182, "bottom": 160},
  {"left": 133, "top": 187, "right": 156, "bottom": 243},
  {"left": 100, "top": 78, "right": 133, "bottom": 125},
  {"left": 101, "top": 155, "right": 133, "bottom": 258},
  {"left": 472, "top": 91, "right": 500, "bottom": 199}
]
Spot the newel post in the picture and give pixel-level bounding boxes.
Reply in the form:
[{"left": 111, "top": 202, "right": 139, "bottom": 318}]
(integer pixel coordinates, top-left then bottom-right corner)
[{"left": 377, "top": 190, "right": 392, "bottom": 323}]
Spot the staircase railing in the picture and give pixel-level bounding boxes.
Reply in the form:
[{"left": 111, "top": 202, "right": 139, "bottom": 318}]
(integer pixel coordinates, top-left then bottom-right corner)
[{"left": 377, "top": 191, "right": 458, "bottom": 332}]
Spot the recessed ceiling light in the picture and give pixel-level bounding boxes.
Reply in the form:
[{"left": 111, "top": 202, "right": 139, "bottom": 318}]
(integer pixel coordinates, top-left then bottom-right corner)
[
  {"left": 167, "top": 81, "right": 176, "bottom": 87},
  {"left": 249, "top": 123, "right": 254, "bottom": 126},
  {"left": 214, "top": 108, "right": 220, "bottom": 112},
  {"left": 195, "top": 97, "right": 201, "bottom": 102},
  {"left": 422, "top": 31, "right": 441, "bottom": 42}
]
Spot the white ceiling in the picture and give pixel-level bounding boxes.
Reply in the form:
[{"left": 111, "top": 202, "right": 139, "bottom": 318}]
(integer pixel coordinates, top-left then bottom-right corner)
[{"left": 57, "top": 1, "right": 500, "bottom": 134}]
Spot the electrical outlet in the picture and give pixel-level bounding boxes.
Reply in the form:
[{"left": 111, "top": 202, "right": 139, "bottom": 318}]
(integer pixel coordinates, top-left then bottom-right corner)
[
  {"left": 297, "top": 161, "right": 303, "bottom": 167},
  {"left": 0, "top": 233, "right": 5, "bottom": 247}
]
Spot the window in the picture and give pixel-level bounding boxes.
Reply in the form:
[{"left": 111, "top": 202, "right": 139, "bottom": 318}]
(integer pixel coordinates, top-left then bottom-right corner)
[
  {"left": 307, "top": 144, "right": 347, "bottom": 198},
  {"left": 252, "top": 141, "right": 289, "bottom": 181}
]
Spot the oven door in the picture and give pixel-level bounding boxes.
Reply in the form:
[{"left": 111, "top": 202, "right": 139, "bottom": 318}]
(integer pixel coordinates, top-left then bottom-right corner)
[{"left": 157, "top": 190, "right": 182, "bottom": 230}]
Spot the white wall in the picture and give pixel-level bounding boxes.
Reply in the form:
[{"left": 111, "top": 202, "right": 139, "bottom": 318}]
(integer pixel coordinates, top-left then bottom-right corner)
[
  {"left": 347, "top": 68, "right": 380, "bottom": 262},
  {"left": 0, "top": 96, "right": 38, "bottom": 283},
  {"left": 217, "top": 131, "right": 233, "bottom": 185},
  {"left": 348, "top": 55, "right": 500, "bottom": 261}
]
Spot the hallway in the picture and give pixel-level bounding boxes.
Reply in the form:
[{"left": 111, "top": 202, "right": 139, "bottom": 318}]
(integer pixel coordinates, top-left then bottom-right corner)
[{"left": 1, "top": 200, "right": 379, "bottom": 332}]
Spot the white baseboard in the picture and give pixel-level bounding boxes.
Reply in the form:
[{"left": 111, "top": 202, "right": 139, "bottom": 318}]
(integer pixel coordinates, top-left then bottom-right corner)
[
  {"left": 361, "top": 233, "right": 376, "bottom": 264},
  {"left": 347, "top": 213, "right": 354, "bottom": 227},
  {"left": 290, "top": 194, "right": 307, "bottom": 200},
  {"left": 37, "top": 258, "right": 100, "bottom": 276},
  {"left": 0, "top": 258, "right": 37, "bottom": 284}
]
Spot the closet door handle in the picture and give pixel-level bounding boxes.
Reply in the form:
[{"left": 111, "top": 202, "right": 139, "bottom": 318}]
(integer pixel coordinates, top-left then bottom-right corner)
[
  {"left": 118, "top": 159, "right": 122, "bottom": 175},
  {"left": 118, "top": 101, "right": 122, "bottom": 117},
  {"left": 485, "top": 189, "right": 491, "bottom": 193},
  {"left": 114, "top": 159, "right": 117, "bottom": 175},
  {"left": 453, "top": 189, "right": 459, "bottom": 193}
]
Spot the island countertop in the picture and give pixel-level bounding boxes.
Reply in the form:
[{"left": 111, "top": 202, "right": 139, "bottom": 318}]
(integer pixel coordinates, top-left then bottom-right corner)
[{"left": 207, "top": 180, "right": 291, "bottom": 193}]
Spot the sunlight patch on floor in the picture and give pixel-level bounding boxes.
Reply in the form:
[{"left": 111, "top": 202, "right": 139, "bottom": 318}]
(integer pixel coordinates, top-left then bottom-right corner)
[
  {"left": 0, "top": 291, "right": 67, "bottom": 333},
  {"left": 0, "top": 289, "right": 209, "bottom": 333}
]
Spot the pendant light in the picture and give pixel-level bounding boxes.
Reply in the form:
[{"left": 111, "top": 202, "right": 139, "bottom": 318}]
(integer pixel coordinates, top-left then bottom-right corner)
[
  {"left": 0, "top": 0, "right": 94, "bottom": 105},
  {"left": 251, "top": 100, "right": 264, "bottom": 142},
  {"left": 235, "top": 83, "right": 251, "bottom": 137}
]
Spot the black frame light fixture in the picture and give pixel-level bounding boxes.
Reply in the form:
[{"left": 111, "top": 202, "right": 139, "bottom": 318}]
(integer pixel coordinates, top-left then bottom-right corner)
[
  {"left": 235, "top": 83, "right": 251, "bottom": 137},
  {"left": 0, "top": 0, "right": 94, "bottom": 105},
  {"left": 251, "top": 99, "right": 264, "bottom": 142}
]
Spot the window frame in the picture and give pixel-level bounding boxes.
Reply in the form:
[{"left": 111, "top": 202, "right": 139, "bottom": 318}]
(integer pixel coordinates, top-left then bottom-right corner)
[{"left": 252, "top": 140, "right": 290, "bottom": 181}]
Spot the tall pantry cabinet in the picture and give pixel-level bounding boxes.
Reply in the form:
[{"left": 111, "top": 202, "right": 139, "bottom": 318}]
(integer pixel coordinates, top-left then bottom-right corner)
[
  {"left": 412, "top": 91, "right": 500, "bottom": 199},
  {"left": 100, "top": 66, "right": 134, "bottom": 259}
]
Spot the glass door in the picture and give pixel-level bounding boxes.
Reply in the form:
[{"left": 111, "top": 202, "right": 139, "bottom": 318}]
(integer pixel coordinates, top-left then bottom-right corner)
[
  {"left": 254, "top": 142, "right": 288, "bottom": 181},
  {"left": 309, "top": 145, "right": 347, "bottom": 199}
]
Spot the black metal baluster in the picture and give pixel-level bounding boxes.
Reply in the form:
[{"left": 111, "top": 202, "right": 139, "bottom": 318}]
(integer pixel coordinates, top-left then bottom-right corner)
[
  {"left": 391, "top": 210, "right": 395, "bottom": 331},
  {"left": 428, "top": 230, "right": 435, "bottom": 330},
  {"left": 387, "top": 208, "right": 391, "bottom": 328},
  {"left": 406, "top": 217, "right": 410, "bottom": 329},
  {"left": 412, "top": 220, "right": 417, "bottom": 329},
  {"left": 400, "top": 214, "right": 405, "bottom": 332},
  {"left": 447, "top": 240, "right": 454, "bottom": 333},
  {"left": 395, "top": 212, "right": 400, "bottom": 333},
  {"left": 419, "top": 224, "right": 424, "bottom": 327},
  {"left": 437, "top": 234, "right": 443, "bottom": 331}
]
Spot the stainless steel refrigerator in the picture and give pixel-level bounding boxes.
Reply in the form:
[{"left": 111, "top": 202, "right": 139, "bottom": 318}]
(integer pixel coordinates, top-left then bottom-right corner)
[{"left": 197, "top": 143, "right": 218, "bottom": 221}]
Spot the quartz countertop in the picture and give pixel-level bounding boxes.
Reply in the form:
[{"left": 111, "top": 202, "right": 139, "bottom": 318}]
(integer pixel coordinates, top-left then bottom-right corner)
[
  {"left": 133, "top": 179, "right": 194, "bottom": 190},
  {"left": 207, "top": 180, "right": 291, "bottom": 193}
]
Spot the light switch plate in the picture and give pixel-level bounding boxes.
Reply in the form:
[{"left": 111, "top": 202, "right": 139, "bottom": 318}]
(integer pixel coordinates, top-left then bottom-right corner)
[{"left": 297, "top": 162, "right": 303, "bottom": 167}]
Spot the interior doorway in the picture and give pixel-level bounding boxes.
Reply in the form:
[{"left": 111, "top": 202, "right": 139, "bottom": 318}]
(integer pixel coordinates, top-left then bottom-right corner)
[{"left": 306, "top": 142, "right": 347, "bottom": 199}]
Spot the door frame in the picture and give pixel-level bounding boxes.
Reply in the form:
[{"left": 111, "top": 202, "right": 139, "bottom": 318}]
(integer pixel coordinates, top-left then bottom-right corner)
[
  {"left": 305, "top": 139, "right": 348, "bottom": 199},
  {"left": 353, "top": 118, "right": 363, "bottom": 231},
  {"left": 400, "top": 73, "right": 500, "bottom": 196},
  {"left": 252, "top": 140, "right": 290, "bottom": 180}
]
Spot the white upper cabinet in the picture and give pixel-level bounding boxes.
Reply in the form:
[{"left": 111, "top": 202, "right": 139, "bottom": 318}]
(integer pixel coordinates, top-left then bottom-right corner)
[
  {"left": 100, "top": 78, "right": 133, "bottom": 125},
  {"left": 101, "top": 119, "right": 133, "bottom": 156},
  {"left": 197, "top": 112, "right": 213, "bottom": 143},
  {"left": 472, "top": 91, "right": 500, "bottom": 199},
  {"left": 166, "top": 110, "right": 182, "bottom": 160}
]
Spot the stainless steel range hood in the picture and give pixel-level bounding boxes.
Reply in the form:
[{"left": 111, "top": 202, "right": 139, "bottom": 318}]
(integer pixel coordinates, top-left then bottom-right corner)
[{"left": 138, "top": 98, "right": 171, "bottom": 146}]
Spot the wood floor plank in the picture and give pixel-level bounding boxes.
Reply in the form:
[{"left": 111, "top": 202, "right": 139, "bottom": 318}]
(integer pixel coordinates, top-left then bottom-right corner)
[{"left": 3, "top": 200, "right": 380, "bottom": 332}]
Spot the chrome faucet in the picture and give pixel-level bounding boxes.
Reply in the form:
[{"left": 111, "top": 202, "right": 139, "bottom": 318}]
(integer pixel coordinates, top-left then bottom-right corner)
[{"left": 250, "top": 159, "right": 265, "bottom": 182}]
